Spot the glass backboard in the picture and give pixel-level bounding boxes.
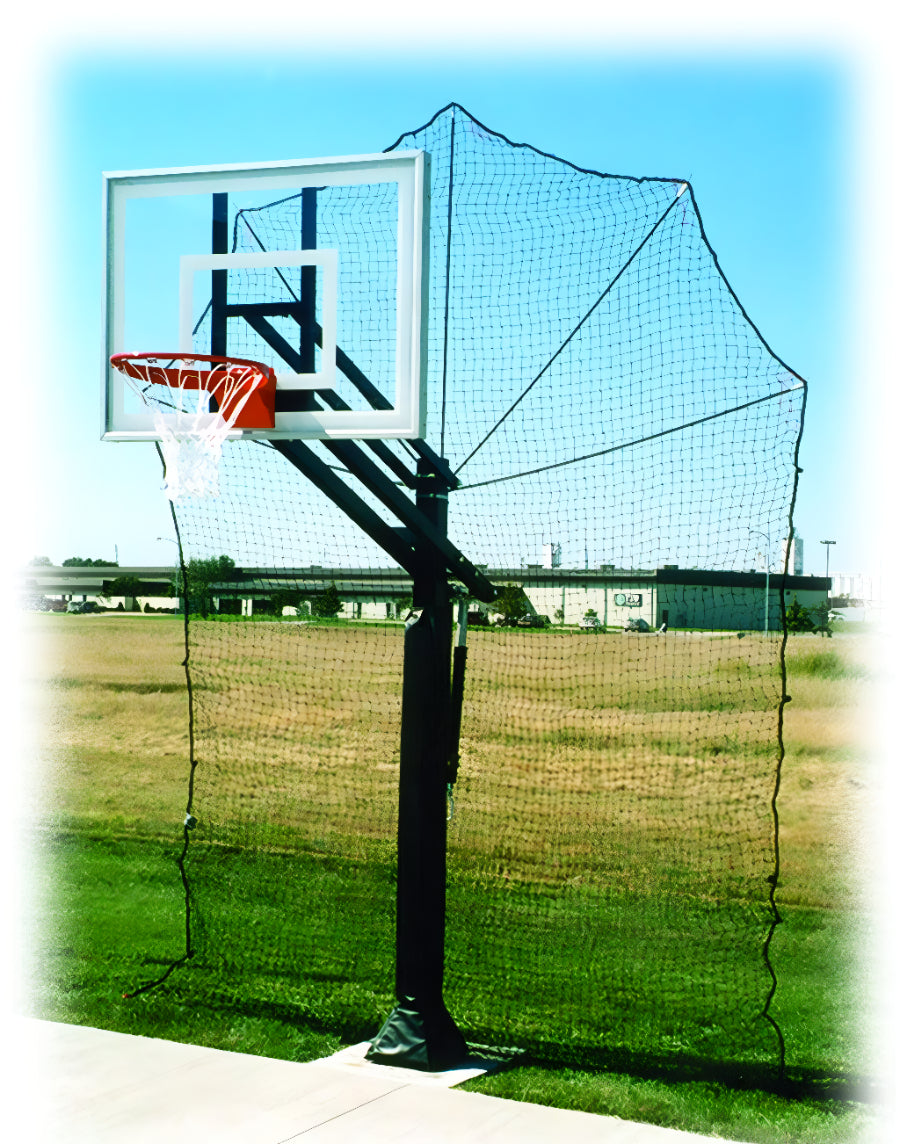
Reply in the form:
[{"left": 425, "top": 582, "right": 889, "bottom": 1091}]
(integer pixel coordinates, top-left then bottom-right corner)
[{"left": 103, "top": 151, "right": 429, "bottom": 441}]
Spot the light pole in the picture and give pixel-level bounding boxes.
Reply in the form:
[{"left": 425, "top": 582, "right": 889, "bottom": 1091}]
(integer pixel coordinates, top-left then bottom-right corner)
[
  {"left": 820, "top": 540, "right": 836, "bottom": 606},
  {"left": 750, "top": 529, "right": 771, "bottom": 636}
]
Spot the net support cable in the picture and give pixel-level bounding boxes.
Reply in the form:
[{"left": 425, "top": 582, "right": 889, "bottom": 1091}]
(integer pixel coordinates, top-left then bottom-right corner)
[
  {"left": 455, "top": 182, "right": 688, "bottom": 476},
  {"left": 460, "top": 383, "right": 805, "bottom": 491}
]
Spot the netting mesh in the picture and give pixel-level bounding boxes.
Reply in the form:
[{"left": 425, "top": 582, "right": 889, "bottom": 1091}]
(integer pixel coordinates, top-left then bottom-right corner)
[{"left": 150, "top": 104, "right": 805, "bottom": 1072}]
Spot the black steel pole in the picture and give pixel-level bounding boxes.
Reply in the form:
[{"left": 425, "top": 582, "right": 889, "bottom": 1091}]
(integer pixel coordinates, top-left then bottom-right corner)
[
  {"left": 299, "top": 188, "right": 317, "bottom": 374},
  {"left": 211, "top": 193, "right": 228, "bottom": 356},
  {"left": 365, "top": 461, "right": 468, "bottom": 1071}
]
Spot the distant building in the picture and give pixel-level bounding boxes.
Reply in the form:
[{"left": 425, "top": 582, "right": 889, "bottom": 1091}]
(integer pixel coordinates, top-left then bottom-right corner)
[
  {"left": 517, "top": 564, "right": 825, "bottom": 631},
  {"left": 781, "top": 536, "right": 803, "bottom": 575},
  {"left": 22, "top": 562, "right": 830, "bottom": 632},
  {"left": 830, "top": 572, "right": 882, "bottom": 606},
  {"left": 542, "top": 543, "right": 562, "bottom": 570}
]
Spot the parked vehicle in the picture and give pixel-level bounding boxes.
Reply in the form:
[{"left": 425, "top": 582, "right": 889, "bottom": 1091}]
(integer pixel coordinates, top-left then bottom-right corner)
[{"left": 518, "top": 614, "right": 550, "bottom": 628}]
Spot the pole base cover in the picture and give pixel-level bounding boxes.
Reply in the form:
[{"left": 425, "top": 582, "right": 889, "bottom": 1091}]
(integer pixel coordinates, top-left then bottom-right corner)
[{"left": 365, "top": 998, "right": 468, "bottom": 1071}]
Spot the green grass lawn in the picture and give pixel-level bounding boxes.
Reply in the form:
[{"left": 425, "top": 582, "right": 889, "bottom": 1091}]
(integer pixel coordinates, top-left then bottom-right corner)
[
  {"left": 22, "top": 615, "right": 881, "bottom": 1142},
  {"left": 26, "top": 827, "right": 874, "bottom": 1143}
]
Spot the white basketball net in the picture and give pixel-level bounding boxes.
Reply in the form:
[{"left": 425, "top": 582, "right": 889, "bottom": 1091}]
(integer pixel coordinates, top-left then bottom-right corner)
[
  {"left": 114, "top": 355, "right": 268, "bottom": 500},
  {"left": 154, "top": 410, "right": 233, "bottom": 500}
]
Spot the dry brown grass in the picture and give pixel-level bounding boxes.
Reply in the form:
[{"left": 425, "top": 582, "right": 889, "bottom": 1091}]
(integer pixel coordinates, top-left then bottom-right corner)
[
  {"left": 778, "top": 644, "right": 875, "bottom": 910},
  {"left": 26, "top": 614, "right": 871, "bottom": 906},
  {"left": 28, "top": 615, "right": 189, "bottom": 831}
]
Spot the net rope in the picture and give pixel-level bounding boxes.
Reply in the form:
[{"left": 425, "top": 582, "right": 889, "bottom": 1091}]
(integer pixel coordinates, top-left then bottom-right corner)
[{"left": 129, "top": 105, "right": 807, "bottom": 1079}]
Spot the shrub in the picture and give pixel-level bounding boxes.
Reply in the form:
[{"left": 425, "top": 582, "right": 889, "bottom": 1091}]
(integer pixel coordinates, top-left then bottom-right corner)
[
  {"left": 785, "top": 600, "right": 815, "bottom": 633},
  {"left": 311, "top": 583, "right": 343, "bottom": 618}
]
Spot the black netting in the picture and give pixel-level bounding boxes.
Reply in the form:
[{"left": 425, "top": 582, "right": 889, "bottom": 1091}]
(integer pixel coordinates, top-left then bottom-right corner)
[{"left": 139, "top": 104, "right": 804, "bottom": 1074}]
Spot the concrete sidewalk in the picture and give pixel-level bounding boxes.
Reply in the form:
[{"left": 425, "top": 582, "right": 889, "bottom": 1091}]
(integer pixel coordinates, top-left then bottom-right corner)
[{"left": 14, "top": 1018, "right": 737, "bottom": 1143}]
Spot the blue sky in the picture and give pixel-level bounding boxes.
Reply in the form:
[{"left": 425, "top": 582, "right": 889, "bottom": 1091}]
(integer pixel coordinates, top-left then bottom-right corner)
[{"left": 6, "top": 20, "right": 883, "bottom": 579}]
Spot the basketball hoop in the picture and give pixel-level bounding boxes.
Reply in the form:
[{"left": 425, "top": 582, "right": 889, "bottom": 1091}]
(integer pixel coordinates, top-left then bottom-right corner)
[{"left": 109, "top": 353, "right": 277, "bottom": 499}]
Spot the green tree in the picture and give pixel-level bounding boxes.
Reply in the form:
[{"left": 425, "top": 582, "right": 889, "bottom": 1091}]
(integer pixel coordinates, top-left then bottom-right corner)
[
  {"left": 491, "top": 583, "right": 530, "bottom": 626},
  {"left": 269, "top": 588, "right": 311, "bottom": 616},
  {"left": 184, "top": 555, "right": 237, "bottom": 618},
  {"left": 785, "top": 599, "right": 815, "bottom": 633},
  {"left": 62, "top": 557, "right": 118, "bottom": 567},
  {"left": 311, "top": 582, "right": 343, "bottom": 618},
  {"left": 29, "top": 556, "right": 52, "bottom": 566},
  {"left": 810, "top": 601, "right": 840, "bottom": 638},
  {"left": 106, "top": 575, "right": 142, "bottom": 609}
]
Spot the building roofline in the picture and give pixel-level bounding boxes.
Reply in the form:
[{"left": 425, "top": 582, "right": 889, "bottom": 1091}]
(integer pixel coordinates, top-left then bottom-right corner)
[{"left": 22, "top": 563, "right": 831, "bottom": 593}]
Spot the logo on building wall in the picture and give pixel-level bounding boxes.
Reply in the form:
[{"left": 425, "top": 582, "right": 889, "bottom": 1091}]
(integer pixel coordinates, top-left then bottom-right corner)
[{"left": 613, "top": 592, "right": 643, "bottom": 607}]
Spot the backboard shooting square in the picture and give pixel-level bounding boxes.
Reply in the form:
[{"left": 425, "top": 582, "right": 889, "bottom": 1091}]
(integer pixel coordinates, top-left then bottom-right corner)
[
  {"left": 179, "top": 251, "right": 339, "bottom": 392},
  {"left": 103, "top": 151, "right": 428, "bottom": 441}
]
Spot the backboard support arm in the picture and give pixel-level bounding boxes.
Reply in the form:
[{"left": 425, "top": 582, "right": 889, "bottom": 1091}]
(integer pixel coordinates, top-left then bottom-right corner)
[
  {"left": 224, "top": 300, "right": 458, "bottom": 487},
  {"left": 272, "top": 439, "right": 495, "bottom": 604},
  {"left": 271, "top": 440, "right": 420, "bottom": 576}
]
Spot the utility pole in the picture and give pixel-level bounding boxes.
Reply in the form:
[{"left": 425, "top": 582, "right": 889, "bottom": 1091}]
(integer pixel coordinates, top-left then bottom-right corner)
[
  {"left": 750, "top": 530, "right": 771, "bottom": 637},
  {"left": 820, "top": 540, "right": 836, "bottom": 605}
]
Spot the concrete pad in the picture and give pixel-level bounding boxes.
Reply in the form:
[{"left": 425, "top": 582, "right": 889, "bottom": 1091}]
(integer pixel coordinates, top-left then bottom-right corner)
[
  {"left": 313, "top": 1040, "right": 494, "bottom": 1086},
  {"left": 12, "top": 1018, "right": 740, "bottom": 1143}
]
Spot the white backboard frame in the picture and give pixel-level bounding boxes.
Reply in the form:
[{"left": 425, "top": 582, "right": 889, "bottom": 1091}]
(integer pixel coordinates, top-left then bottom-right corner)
[{"left": 103, "top": 151, "right": 428, "bottom": 441}]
